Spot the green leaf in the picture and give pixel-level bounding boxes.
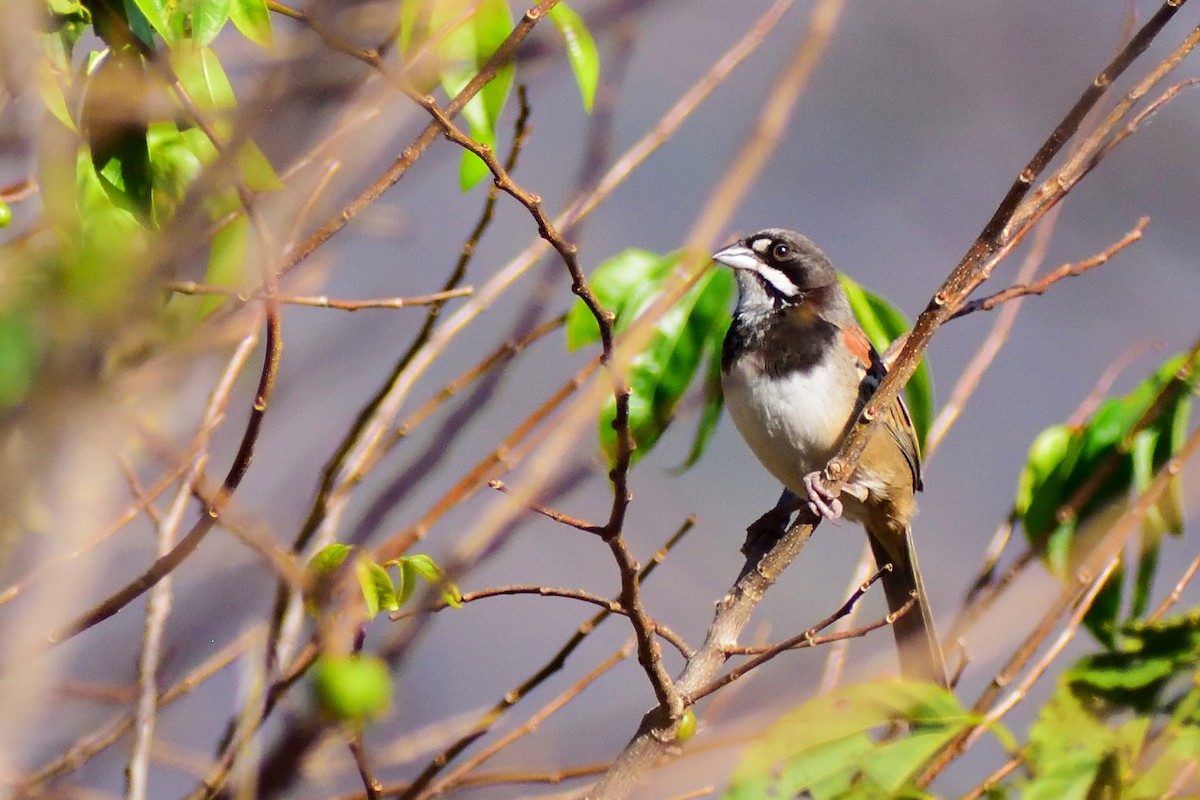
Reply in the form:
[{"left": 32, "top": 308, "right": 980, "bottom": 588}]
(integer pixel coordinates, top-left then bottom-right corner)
[
  {"left": 147, "top": 121, "right": 205, "bottom": 224},
  {"left": 0, "top": 313, "right": 40, "bottom": 410},
  {"left": 598, "top": 263, "right": 732, "bottom": 468},
  {"left": 725, "top": 680, "right": 976, "bottom": 800},
  {"left": 392, "top": 554, "right": 461, "bottom": 608},
  {"left": 127, "top": 0, "right": 170, "bottom": 44},
  {"left": 675, "top": 333, "right": 728, "bottom": 471},
  {"left": 548, "top": 3, "right": 599, "bottom": 112},
  {"left": 36, "top": 59, "right": 76, "bottom": 131},
  {"left": 565, "top": 249, "right": 674, "bottom": 350},
  {"left": 1068, "top": 610, "right": 1200, "bottom": 712},
  {"left": 190, "top": 0, "right": 233, "bottom": 46},
  {"left": 839, "top": 274, "right": 933, "bottom": 450},
  {"left": 1128, "top": 724, "right": 1200, "bottom": 799},
  {"left": 172, "top": 44, "right": 236, "bottom": 122},
  {"left": 1015, "top": 349, "right": 1200, "bottom": 643},
  {"left": 237, "top": 140, "right": 284, "bottom": 191},
  {"left": 428, "top": 0, "right": 514, "bottom": 191},
  {"left": 357, "top": 559, "right": 399, "bottom": 616},
  {"left": 228, "top": 0, "right": 272, "bottom": 46},
  {"left": 0, "top": 202, "right": 10, "bottom": 228},
  {"left": 310, "top": 655, "right": 393, "bottom": 723}
]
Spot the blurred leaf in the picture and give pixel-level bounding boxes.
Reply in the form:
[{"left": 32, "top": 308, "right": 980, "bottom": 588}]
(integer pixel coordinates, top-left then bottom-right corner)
[
  {"left": 597, "top": 262, "right": 732, "bottom": 468},
  {"left": 725, "top": 680, "right": 975, "bottom": 800},
  {"left": 311, "top": 655, "right": 393, "bottom": 723},
  {"left": 1067, "top": 611, "right": 1200, "bottom": 712},
  {"left": 1128, "top": 724, "right": 1200, "bottom": 799},
  {"left": 547, "top": 3, "right": 599, "bottom": 112},
  {"left": 1026, "top": 681, "right": 1120, "bottom": 800},
  {"left": 428, "top": 0, "right": 514, "bottom": 190},
  {"left": 196, "top": 215, "right": 248, "bottom": 317},
  {"left": 391, "top": 554, "right": 461, "bottom": 608},
  {"left": 839, "top": 274, "right": 933, "bottom": 450},
  {"left": 307, "top": 543, "right": 353, "bottom": 576},
  {"left": 36, "top": 60, "right": 76, "bottom": 131},
  {"left": 47, "top": 0, "right": 92, "bottom": 54},
  {"left": 172, "top": 43, "right": 236, "bottom": 120},
  {"left": 237, "top": 140, "right": 283, "bottom": 191},
  {"left": 190, "top": 0, "right": 232, "bottom": 45},
  {"left": 228, "top": 0, "right": 272, "bottom": 46},
  {"left": 124, "top": 0, "right": 166, "bottom": 45},
  {"left": 0, "top": 202, "right": 10, "bottom": 228},
  {"left": 147, "top": 121, "right": 205, "bottom": 224},
  {"left": 0, "top": 313, "right": 40, "bottom": 409},
  {"left": 675, "top": 333, "right": 728, "bottom": 471},
  {"left": 565, "top": 248, "right": 673, "bottom": 350},
  {"left": 1014, "top": 349, "right": 1199, "bottom": 643}
]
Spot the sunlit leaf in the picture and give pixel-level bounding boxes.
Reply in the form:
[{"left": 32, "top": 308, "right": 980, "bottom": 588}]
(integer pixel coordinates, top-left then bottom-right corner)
[
  {"left": 357, "top": 559, "right": 399, "bottom": 616},
  {"left": 228, "top": 0, "right": 272, "bottom": 46},
  {"left": 548, "top": 3, "right": 599, "bottom": 112},
  {"left": 725, "top": 679, "right": 975, "bottom": 800},
  {"left": 191, "top": 0, "right": 233, "bottom": 46},
  {"left": 126, "top": 0, "right": 167, "bottom": 45},
  {"left": 564, "top": 249, "right": 673, "bottom": 351},
  {"left": 36, "top": 60, "right": 76, "bottom": 131},
  {"left": 428, "top": 0, "right": 514, "bottom": 190},
  {"left": 597, "top": 262, "right": 731, "bottom": 468}
]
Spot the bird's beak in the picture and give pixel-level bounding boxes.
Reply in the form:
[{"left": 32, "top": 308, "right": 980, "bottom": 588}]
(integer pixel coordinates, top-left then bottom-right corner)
[{"left": 711, "top": 243, "right": 761, "bottom": 272}]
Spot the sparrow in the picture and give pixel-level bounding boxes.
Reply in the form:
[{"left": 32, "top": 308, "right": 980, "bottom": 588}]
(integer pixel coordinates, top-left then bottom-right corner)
[{"left": 713, "top": 228, "right": 948, "bottom": 687}]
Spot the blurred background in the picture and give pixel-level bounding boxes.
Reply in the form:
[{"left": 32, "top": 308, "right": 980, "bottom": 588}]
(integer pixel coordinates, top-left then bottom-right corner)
[{"left": 2, "top": 0, "right": 1198, "bottom": 797}]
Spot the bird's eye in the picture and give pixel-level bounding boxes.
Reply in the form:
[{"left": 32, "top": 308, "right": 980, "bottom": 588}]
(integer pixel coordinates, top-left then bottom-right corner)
[{"left": 771, "top": 242, "right": 791, "bottom": 260}]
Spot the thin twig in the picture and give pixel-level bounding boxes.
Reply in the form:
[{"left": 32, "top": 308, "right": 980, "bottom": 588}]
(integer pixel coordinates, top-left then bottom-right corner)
[
  {"left": 277, "top": 1, "right": 562, "bottom": 278},
  {"left": 347, "top": 735, "right": 382, "bottom": 800},
  {"left": 427, "top": 642, "right": 636, "bottom": 798},
  {"left": 487, "top": 480, "right": 604, "bottom": 534},
  {"left": 394, "top": 517, "right": 695, "bottom": 800},
  {"left": 926, "top": 206, "right": 1060, "bottom": 457},
  {"left": 1147, "top": 551, "right": 1200, "bottom": 623},
  {"left": 19, "top": 628, "right": 261, "bottom": 793},
  {"left": 414, "top": 585, "right": 692, "bottom": 658},
  {"left": 958, "top": 754, "right": 1024, "bottom": 800},
  {"left": 689, "top": 595, "right": 917, "bottom": 704},
  {"left": 818, "top": 541, "right": 875, "bottom": 693},
  {"left": 948, "top": 217, "right": 1147, "bottom": 321},
  {"left": 168, "top": 283, "right": 474, "bottom": 311}
]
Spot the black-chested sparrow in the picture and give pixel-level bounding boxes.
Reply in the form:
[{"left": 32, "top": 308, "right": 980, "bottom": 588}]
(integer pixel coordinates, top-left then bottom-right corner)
[{"left": 714, "top": 228, "right": 947, "bottom": 687}]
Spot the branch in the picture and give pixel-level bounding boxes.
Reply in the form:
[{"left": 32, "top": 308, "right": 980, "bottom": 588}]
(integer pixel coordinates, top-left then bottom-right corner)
[
  {"left": 429, "top": 584, "right": 692, "bottom": 659},
  {"left": 167, "top": 283, "right": 474, "bottom": 311},
  {"left": 48, "top": 310, "right": 281, "bottom": 644},
  {"left": 948, "top": 217, "right": 1147, "bottom": 320}
]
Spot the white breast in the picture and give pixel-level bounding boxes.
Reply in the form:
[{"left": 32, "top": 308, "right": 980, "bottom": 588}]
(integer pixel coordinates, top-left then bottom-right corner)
[{"left": 722, "top": 355, "right": 859, "bottom": 496}]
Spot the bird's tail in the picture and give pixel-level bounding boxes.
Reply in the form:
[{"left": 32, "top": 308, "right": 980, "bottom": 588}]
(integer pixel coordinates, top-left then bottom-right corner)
[{"left": 866, "top": 525, "right": 948, "bottom": 687}]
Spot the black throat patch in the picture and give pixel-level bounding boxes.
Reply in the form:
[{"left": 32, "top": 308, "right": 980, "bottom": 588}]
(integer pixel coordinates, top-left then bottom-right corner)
[{"left": 722, "top": 289, "right": 840, "bottom": 379}]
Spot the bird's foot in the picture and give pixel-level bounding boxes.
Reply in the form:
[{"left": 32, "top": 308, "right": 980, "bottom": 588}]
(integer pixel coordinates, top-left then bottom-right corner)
[{"left": 803, "top": 471, "right": 843, "bottom": 520}]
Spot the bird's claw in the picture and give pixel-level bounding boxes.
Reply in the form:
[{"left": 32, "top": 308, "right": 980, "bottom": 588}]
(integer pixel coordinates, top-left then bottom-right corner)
[{"left": 803, "top": 471, "right": 843, "bottom": 520}]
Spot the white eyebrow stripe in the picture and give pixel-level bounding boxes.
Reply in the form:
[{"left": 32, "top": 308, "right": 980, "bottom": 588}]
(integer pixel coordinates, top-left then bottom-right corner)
[
  {"left": 750, "top": 238, "right": 771, "bottom": 254},
  {"left": 754, "top": 264, "right": 800, "bottom": 297}
]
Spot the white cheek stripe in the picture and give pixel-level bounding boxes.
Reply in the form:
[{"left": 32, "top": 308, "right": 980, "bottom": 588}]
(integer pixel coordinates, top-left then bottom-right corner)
[{"left": 753, "top": 264, "right": 800, "bottom": 297}]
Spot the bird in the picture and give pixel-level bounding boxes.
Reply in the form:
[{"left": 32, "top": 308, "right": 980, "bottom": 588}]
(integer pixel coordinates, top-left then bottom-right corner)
[{"left": 713, "top": 228, "right": 948, "bottom": 687}]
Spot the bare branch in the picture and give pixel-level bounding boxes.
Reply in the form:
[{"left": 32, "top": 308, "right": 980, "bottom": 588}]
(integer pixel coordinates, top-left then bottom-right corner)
[{"left": 168, "top": 283, "right": 475, "bottom": 311}]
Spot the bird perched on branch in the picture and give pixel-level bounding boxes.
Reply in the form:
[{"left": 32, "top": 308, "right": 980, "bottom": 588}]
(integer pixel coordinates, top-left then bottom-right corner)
[{"left": 714, "top": 228, "right": 947, "bottom": 687}]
